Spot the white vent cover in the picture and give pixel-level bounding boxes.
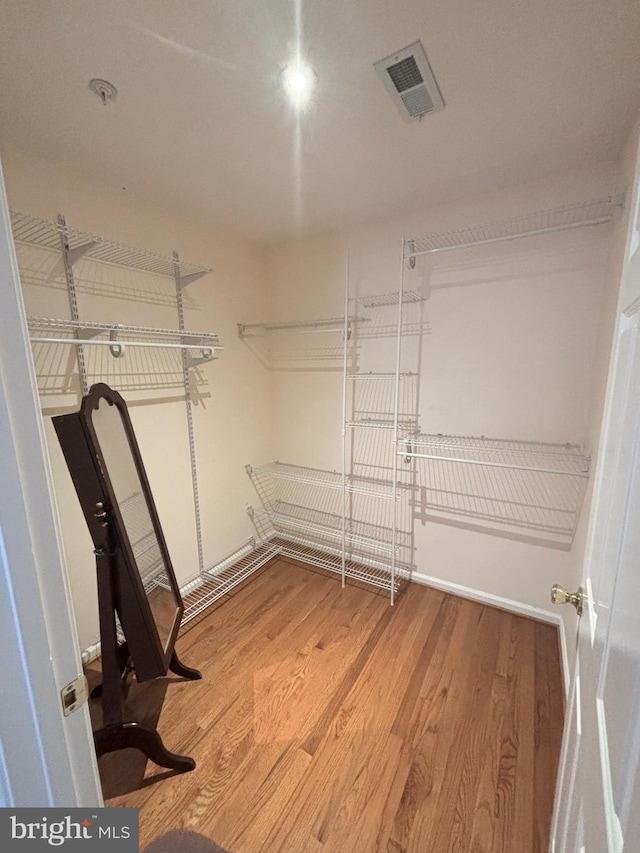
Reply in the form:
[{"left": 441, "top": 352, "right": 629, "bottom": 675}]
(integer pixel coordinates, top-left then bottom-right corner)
[{"left": 374, "top": 41, "right": 444, "bottom": 122}]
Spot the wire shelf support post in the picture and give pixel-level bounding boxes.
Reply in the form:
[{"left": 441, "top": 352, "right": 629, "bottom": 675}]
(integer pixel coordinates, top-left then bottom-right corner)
[
  {"left": 173, "top": 250, "right": 205, "bottom": 576},
  {"left": 390, "top": 239, "right": 407, "bottom": 604},
  {"left": 57, "top": 214, "right": 90, "bottom": 395},
  {"left": 341, "top": 252, "right": 350, "bottom": 590}
]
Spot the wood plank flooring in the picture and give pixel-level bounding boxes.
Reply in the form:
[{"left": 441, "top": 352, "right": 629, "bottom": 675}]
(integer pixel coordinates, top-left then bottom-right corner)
[{"left": 89, "top": 557, "right": 564, "bottom": 853}]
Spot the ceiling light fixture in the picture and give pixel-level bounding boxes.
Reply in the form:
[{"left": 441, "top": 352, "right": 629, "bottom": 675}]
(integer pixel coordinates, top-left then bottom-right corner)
[
  {"left": 89, "top": 78, "right": 118, "bottom": 106},
  {"left": 281, "top": 60, "right": 315, "bottom": 110}
]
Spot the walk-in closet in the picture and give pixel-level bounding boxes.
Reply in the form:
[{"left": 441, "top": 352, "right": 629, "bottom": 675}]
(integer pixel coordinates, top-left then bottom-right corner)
[
  {"left": 11, "top": 196, "right": 612, "bottom": 628},
  {"left": 2, "top": 2, "right": 640, "bottom": 851}
]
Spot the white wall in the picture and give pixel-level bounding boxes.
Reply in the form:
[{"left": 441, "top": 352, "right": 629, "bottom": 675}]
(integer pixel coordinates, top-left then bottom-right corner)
[
  {"left": 264, "top": 161, "right": 623, "bottom": 616},
  {"left": 4, "top": 144, "right": 632, "bottom": 656},
  {"left": 3, "top": 151, "right": 274, "bottom": 652},
  {"left": 263, "top": 232, "right": 347, "bottom": 472}
]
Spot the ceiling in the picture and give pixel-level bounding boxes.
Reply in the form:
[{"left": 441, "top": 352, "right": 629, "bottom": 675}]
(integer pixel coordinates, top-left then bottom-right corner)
[{"left": 1, "top": 0, "right": 639, "bottom": 244}]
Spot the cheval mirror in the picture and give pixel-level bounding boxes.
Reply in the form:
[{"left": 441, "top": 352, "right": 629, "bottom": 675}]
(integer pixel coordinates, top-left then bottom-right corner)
[{"left": 53, "top": 382, "right": 201, "bottom": 773}]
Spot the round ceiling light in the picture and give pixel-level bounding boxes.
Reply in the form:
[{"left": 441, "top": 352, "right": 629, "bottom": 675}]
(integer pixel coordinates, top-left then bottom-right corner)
[{"left": 281, "top": 61, "right": 316, "bottom": 110}]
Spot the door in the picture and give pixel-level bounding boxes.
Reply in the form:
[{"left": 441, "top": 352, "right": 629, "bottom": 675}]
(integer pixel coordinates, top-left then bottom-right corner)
[
  {"left": 0, "top": 156, "right": 103, "bottom": 805},
  {"left": 551, "top": 129, "right": 640, "bottom": 852}
]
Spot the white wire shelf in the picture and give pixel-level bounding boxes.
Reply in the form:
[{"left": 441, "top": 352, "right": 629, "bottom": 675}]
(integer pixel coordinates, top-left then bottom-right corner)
[
  {"left": 346, "top": 420, "right": 396, "bottom": 430},
  {"left": 350, "top": 290, "right": 426, "bottom": 307},
  {"left": 347, "top": 418, "right": 419, "bottom": 431},
  {"left": 238, "top": 291, "right": 428, "bottom": 343},
  {"left": 347, "top": 292, "right": 430, "bottom": 339},
  {"left": 27, "top": 316, "right": 222, "bottom": 362},
  {"left": 402, "top": 434, "right": 590, "bottom": 542},
  {"left": 347, "top": 371, "right": 417, "bottom": 378},
  {"left": 181, "top": 539, "right": 282, "bottom": 624},
  {"left": 250, "top": 503, "right": 409, "bottom": 556},
  {"left": 399, "top": 433, "right": 590, "bottom": 476},
  {"left": 238, "top": 316, "right": 363, "bottom": 370},
  {"left": 267, "top": 536, "right": 411, "bottom": 594},
  {"left": 404, "top": 194, "right": 625, "bottom": 259},
  {"left": 11, "top": 210, "right": 212, "bottom": 280},
  {"left": 181, "top": 533, "right": 411, "bottom": 622},
  {"left": 237, "top": 316, "right": 366, "bottom": 337},
  {"left": 249, "top": 461, "right": 406, "bottom": 499}
]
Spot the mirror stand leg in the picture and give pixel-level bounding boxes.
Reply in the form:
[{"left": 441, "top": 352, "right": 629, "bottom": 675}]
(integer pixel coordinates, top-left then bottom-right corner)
[
  {"left": 90, "top": 641, "right": 131, "bottom": 700},
  {"left": 94, "top": 722, "right": 196, "bottom": 773},
  {"left": 169, "top": 649, "right": 202, "bottom": 681}
]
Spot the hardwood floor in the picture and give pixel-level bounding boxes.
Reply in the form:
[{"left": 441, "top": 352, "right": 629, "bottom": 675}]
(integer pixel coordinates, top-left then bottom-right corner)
[{"left": 91, "top": 557, "right": 564, "bottom": 852}]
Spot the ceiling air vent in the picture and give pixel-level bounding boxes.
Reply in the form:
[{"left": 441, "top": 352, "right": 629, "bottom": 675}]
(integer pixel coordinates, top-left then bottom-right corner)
[{"left": 374, "top": 40, "right": 444, "bottom": 123}]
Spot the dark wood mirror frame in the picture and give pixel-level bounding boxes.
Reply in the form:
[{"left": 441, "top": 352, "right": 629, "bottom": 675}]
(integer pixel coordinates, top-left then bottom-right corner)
[{"left": 53, "top": 382, "right": 201, "bottom": 774}]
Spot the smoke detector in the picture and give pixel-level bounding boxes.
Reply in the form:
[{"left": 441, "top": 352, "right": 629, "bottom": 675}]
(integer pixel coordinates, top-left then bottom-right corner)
[{"left": 374, "top": 41, "right": 444, "bottom": 122}]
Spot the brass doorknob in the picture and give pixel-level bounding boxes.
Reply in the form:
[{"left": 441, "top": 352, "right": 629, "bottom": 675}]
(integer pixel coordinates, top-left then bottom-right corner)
[{"left": 551, "top": 584, "right": 584, "bottom": 616}]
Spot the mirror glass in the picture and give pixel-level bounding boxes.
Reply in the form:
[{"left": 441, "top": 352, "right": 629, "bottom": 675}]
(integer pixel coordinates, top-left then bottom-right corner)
[{"left": 91, "top": 397, "right": 179, "bottom": 651}]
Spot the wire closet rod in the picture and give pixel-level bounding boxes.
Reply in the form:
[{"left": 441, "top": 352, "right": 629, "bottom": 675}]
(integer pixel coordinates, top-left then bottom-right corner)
[
  {"left": 399, "top": 449, "right": 588, "bottom": 477},
  {"left": 405, "top": 194, "right": 625, "bottom": 259},
  {"left": 398, "top": 433, "right": 590, "bottom": 477},
  {"left": 238, "top": 316, "right": 368, "bottom": 337},
  {"left": 28, "top": 336, "right": 223, "bottom": 354},
  {"left": 27, "top": 316, "right": 223, "bottom": 358}
]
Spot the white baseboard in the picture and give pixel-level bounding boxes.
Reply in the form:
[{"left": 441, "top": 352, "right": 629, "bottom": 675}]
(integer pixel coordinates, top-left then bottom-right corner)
[
  {"left": 411, "top": 570, "right": 570, "bottom": 699},
  {"left": 81, "top": 639, "right": 102, "bottom": 666},
  {"left": 80, "top": 561, "right": 571, "bottom": 702},
  {"left": 410, "top": 570, "right": 557, "bottom": 622}
]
